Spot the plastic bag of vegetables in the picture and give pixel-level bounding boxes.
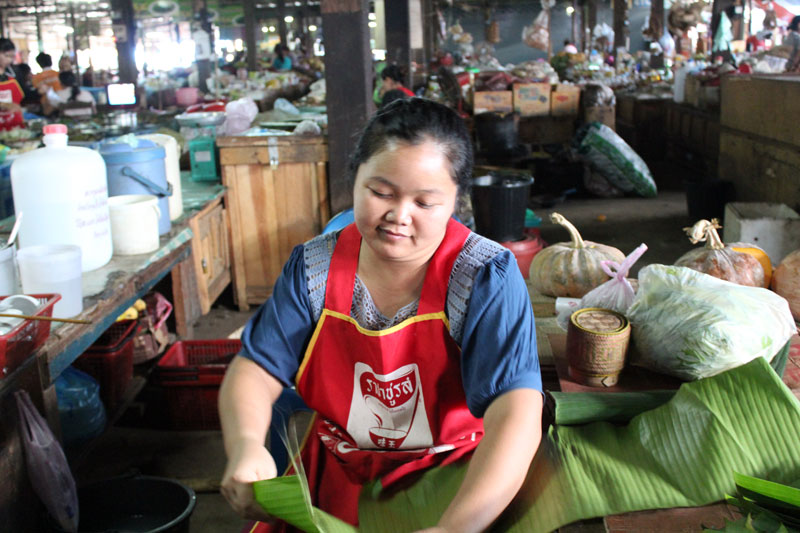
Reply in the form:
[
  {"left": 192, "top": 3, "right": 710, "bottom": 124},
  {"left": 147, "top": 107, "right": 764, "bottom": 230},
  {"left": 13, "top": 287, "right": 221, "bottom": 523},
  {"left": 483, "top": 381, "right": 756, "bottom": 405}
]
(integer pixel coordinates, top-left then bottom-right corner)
[
  {"left": 627, "top": 264, "right": 796, "bottom": 381},
  {"left": 575, "top": 122, "right": 657, "bottom": 198}
]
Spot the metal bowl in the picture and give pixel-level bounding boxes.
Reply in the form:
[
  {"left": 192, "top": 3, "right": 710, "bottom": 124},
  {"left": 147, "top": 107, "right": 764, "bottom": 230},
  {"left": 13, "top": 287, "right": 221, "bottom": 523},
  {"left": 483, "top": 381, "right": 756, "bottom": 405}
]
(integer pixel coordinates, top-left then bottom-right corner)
[{"left": 175, "top": 111, "right": 226, "bottom": 127}]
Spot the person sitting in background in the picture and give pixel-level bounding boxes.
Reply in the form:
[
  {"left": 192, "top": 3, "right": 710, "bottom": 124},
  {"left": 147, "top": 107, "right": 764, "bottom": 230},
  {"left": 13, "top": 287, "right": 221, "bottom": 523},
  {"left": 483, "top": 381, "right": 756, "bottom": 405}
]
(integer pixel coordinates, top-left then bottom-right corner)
[
  {"left": 82, "top": 66, "right": 94, "bottom": 87},
  {"left": 379, "top": 64, "right": 415, "bottom": 98},
  {"left": 380, "top": 88, "right": 410, "bottom": 108},
  {"left": 271, "top": 44, "right": 292, "bottom": 71},
  {"left": 46, "top": 70, "right": 95, "bottom": 118},
  {"left": 32, "top": 53, "right": 61, "bottom": 93},
  {"left": 0, "top": 38, "right": 24, "bottom": 130},
  {"left": 58, "top": 54, "right": 72, "bottom": 73},
  {"left": 785, "top": 16, "right": 800, "bottom": 72},
  {"left": 563, "top": 40, "right": 579, "bottom": 54},
  {"left": 12, "top": 63, "right": 41, "bottom": 109}
]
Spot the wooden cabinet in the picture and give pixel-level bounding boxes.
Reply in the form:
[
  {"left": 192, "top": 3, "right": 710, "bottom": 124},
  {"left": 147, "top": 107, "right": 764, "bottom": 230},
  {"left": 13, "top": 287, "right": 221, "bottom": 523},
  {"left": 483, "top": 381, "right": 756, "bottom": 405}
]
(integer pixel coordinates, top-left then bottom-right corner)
[
  {"left": 190, "top": 199, "right": 231, "bottom": 314},
  {"left": 217, "top": 135, "right": 329, "bottom": 311}
]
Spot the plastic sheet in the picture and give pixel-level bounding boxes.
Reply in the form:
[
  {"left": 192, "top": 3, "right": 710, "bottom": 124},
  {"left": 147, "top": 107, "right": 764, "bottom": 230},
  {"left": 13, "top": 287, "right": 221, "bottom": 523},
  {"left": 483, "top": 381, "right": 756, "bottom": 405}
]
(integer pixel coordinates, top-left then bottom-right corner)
[{"left": 16, "top": 390, "right": 79, "bottom": 532}]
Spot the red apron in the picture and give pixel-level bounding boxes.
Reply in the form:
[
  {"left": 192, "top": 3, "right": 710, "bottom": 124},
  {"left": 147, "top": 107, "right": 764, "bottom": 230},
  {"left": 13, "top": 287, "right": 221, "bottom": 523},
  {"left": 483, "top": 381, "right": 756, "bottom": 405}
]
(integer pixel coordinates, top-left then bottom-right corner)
[
  {"left": 0, "top": 78, "right": 24, "bottom": 131},
  {"left": 250, "top": 220, "right": 484, "bottom": 532}
]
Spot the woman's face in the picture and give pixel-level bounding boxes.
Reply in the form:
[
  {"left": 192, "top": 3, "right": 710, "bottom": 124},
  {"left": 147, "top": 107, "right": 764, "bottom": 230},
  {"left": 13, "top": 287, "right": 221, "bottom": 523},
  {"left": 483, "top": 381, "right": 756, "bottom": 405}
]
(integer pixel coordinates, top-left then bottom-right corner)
[
  {"left": 0, "top": 50, "right": 15, "bottom": 71},
  {"left": 353, "top": 140, "right": 458, "bottom": 265}
]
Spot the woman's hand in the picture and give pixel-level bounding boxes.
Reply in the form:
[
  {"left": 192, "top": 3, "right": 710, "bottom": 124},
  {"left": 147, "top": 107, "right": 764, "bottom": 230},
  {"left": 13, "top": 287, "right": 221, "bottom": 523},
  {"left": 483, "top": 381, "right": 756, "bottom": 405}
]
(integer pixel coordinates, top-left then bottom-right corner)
[
  {"left": 0, "top": 102, "right": 20, "bottom": 112},
  {"left": 220, "top": 437, "right": 278, "bottom": 521}
]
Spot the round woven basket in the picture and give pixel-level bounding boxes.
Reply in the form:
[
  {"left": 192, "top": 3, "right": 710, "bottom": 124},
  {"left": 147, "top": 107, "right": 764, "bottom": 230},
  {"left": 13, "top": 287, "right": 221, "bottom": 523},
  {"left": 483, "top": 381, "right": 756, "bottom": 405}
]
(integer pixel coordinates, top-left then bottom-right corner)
[{"left": 566, "top": 307, "right": 631, "bottom": 387}]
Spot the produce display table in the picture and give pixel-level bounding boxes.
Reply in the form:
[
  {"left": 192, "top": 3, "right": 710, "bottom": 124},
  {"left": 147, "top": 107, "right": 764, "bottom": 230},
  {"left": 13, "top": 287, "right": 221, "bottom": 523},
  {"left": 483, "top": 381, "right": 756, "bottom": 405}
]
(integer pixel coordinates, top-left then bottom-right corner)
[{"left": 0, "top": 180, "right": 228, "bottom": 531}]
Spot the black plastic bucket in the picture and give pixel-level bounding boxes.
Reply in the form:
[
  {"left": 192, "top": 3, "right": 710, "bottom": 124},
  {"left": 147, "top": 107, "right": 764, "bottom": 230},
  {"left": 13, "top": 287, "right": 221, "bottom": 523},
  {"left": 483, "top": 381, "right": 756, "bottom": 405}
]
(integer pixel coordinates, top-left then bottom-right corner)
[
  {"left": 684, "top": 179, "right": 735, "bottom": 220},
  {"left": 473, "top": 112, "right": 519, "bottom": 157},
  {"left": 471, "top": 173, "right": 534, "bottom": 242},
  {"left": 50, "top": 475, "right": 196, "bottom": 533}
]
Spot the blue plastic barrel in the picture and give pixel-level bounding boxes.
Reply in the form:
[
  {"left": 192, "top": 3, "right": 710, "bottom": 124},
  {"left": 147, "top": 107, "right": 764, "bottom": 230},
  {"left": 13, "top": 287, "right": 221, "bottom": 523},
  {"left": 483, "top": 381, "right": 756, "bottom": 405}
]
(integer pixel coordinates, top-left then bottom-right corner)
[{"left": 100, "top": 139, "right": 172, "bottom": 235}]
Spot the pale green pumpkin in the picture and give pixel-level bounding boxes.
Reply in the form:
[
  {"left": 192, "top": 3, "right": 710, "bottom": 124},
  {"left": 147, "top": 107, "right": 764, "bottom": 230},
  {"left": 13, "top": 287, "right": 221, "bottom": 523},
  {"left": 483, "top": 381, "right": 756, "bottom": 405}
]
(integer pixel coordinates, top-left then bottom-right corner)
[{"left": 529, "top": 212, "right": 625, "bottom": 298}]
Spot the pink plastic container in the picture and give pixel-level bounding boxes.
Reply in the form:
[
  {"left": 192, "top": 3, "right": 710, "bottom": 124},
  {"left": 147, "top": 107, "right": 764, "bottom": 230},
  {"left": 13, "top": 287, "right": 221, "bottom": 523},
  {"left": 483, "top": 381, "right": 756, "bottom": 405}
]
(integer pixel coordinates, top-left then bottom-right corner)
[{"left": 176, "top": 87, "right": 200, "bottom": 107}]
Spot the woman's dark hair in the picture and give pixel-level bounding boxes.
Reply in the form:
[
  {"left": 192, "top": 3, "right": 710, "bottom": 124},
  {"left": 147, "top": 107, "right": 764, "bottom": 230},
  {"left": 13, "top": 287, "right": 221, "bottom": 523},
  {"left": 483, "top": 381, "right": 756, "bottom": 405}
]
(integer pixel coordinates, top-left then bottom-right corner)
[
  {"left": 274, "top": 43, "right": 286, "bottom": 57},
  {"left": 381, "top": 64, "right": 405, "bottom": 83},
  {"left": 0, "top": 38, "right": 15, "bottom": 53},
  {"left": 36, "top": 52, "right": 52, "bottom": 68},
  {"left": 349, "top": 98, "right": 473, "bottom": 195},
  {"left": 790, "top": 15, "right": 800, "bottom": 32},
  {"left": 58, "top": 70, "right": 80, "bottom": 101},
  {"left": 13, "top": 63, "right": 31, "bottom": 80}
]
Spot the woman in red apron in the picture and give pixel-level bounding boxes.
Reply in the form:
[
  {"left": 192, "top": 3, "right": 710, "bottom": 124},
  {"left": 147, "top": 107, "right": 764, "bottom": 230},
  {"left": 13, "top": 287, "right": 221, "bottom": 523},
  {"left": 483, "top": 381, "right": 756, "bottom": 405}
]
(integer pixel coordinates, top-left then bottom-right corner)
[
  {"left": 220, "top": 98, "right": 543, "bottom": 532},
  {"left": 0, "top": 39, "right": 24, "bottom": 131}
]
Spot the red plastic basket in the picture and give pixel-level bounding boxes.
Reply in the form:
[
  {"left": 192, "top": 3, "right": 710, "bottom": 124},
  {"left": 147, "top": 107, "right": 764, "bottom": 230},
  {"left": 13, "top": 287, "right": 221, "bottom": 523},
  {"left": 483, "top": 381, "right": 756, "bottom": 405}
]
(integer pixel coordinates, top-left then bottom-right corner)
[
  {"left": 155, "top": 339, "right": 242, "bottom": 430},
  {"left": 73, "top": 320, "right": 138, "bottom": 411},
  {"left": 0, "top": 294, "right": 61, "bottom": 378}
]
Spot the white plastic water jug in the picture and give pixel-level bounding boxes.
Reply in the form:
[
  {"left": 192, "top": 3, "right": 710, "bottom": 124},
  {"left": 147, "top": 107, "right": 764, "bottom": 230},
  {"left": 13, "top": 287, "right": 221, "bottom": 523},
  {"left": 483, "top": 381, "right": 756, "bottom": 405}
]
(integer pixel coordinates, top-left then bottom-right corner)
[
  {"left": 138, "top": 133, "right": 183, "bottom": 221},
  {"left": 11, "top": 124, "right": 112, "bottom": 272}
]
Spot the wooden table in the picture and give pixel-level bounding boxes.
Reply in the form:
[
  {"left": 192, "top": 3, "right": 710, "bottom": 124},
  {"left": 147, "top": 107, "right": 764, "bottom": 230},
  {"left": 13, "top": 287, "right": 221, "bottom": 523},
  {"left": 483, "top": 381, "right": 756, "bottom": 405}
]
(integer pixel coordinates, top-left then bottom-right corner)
[{"left": 0, "top": 179, "right": 229, "bottom": 530}]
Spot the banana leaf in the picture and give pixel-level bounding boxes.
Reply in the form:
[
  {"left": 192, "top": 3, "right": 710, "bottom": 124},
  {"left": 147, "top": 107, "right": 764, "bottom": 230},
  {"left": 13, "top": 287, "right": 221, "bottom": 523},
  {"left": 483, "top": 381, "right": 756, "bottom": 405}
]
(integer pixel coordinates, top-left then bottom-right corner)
[
  {"left": 253, "top": 475, "right": 358, "bottom": 532},
  {"left": 359, "top": 358, "right": 800, "bottom": 532},
  {"left": 549, "top": 390, "right": 676, "bottom": 425}
]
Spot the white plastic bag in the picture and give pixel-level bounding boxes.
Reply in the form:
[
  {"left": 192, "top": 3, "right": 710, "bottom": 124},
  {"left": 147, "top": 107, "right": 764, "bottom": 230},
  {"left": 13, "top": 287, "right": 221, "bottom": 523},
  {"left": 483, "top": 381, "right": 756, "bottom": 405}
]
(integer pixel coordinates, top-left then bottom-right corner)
[
  {"left": 222, "top": 97, "right": 259, "bottom": 136},
  {"left": 273, "top": 97, "right": 300, "bottom": 116},
  {"left": 627, "top": 264, "right": 797, "bottom": 381},
  {"left": 16, "top": 390, "right": 79, "bottom": 532},
  {"left": 581, "top": 243, "right": 648, "bottom": 314},
  {"left": 522, "top": 9, "right": 550, "bottom": 51},
  {"left": 292, "top": 119, "right": 321, "bottom": 136}
]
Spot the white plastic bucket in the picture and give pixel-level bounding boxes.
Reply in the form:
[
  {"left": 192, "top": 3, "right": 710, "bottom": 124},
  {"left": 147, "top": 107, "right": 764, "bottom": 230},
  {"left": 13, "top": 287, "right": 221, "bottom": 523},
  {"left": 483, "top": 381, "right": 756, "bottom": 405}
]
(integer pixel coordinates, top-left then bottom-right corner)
[
  {"left": 108, "top": 195, "right": 160, "bottom": 255},
  {"left": 0, "top": 245, "right": 18, "bottom": 296},
  {"left": 17, "top": 244, "right": 82, "bottom": 317},
  {"left": 138, "top": 134, "right": 184, "bottom": 221}
]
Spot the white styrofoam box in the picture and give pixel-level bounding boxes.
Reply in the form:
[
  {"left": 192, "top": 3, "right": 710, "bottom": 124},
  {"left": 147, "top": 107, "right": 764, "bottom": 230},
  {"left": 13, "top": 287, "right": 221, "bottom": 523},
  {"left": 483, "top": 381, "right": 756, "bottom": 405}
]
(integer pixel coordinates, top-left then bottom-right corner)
[{"left": 723, "top": 203, "right": 800, "bottom": 265}]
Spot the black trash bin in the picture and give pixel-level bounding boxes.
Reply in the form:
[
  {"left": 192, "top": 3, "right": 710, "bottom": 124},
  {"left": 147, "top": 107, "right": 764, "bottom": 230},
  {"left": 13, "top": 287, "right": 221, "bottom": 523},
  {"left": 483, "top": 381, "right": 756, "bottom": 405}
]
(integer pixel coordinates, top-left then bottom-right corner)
[
  {"left": 471, "top": 173, "right": 534, "bottom": 242},
  {"left": 684, "top": 179, "right": 735, "bottom": 220},
  {"left": 473, "top": 112, "right": 519, "bottom": 158}
]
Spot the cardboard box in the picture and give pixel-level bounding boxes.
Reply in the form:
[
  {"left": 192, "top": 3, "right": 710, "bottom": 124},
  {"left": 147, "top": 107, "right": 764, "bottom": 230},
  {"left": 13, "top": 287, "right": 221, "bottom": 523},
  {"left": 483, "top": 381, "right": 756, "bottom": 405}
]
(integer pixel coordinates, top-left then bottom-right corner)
[
  {"left": 584, "top": 105, "right": 616, "bottom": 130},
  {"left": 723, "top": 202, "right": 800, "bottom": 265},
  {"left": 550, "top": 85, "right": 581, "bottom": 116},
  {"left": 473, "top": 91, "right": 513, "bottom": 114},
  {"left": 684, "top": 75, "right": 701, "bottom": 108},
  {"left": 513, "top": 83, "right": 551, "bottom": 116}
]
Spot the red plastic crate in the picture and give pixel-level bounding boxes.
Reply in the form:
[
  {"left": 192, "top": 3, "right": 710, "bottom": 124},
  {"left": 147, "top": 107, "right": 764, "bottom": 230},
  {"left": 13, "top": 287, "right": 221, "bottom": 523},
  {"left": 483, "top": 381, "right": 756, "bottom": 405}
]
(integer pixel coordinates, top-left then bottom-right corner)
[
  {"left": 74, "top": 320, "right": 138, "bottom": 411},
  {"left": 155, "top": 339, "right": 241, "bottom": 430},
  {"left": 0, "top": 294, "right": 61, "bottom": 378}
]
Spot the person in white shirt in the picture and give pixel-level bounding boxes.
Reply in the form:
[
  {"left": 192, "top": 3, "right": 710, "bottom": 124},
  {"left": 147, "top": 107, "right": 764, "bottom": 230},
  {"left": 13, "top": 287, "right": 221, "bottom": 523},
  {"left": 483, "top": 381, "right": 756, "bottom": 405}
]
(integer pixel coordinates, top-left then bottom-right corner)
[{"left": 46, "top": 70, "right": 95, "bottom": 117}]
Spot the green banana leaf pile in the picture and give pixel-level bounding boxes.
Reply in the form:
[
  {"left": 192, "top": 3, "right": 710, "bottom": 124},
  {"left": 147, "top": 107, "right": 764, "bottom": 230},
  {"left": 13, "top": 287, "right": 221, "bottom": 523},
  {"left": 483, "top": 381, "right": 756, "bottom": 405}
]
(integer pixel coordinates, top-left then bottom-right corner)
[{"left": 256, "top": 358, "right": 800, "bottom": 532}]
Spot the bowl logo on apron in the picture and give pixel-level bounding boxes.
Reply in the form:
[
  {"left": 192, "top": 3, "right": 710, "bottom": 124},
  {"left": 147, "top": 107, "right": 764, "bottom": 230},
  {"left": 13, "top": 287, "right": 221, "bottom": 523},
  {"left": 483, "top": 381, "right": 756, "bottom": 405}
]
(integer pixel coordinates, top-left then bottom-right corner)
[{"left": 347, "top": 362, "right": 433, "bottom": 450}]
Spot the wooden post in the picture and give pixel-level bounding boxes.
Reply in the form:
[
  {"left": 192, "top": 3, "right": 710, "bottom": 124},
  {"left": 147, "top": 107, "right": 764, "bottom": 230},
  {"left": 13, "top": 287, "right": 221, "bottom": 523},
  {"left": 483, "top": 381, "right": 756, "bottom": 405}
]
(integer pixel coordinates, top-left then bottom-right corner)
[
  {"left": 587, "top": 0, "right": 597, "bottom": 49},
  {"left": 613, "top": 0, "right": 627, "bottom": 51},
  {"left": 322, "top": 0, "right": 374, "bottom": 215},
  {"left": 572, "top": 0, "right": 581, "bottom": 47},
  {"left": 244, "top": 0, "right": 258, "bottom": 70},
  {"left": 278, "top": 0, "right": 288, "bottom": 46},
  {"left": 385, "top": 0, "right": 411, "bottom": 87},
  {"left": 111, "top": 0, "right": 137, "bottom": 84}
]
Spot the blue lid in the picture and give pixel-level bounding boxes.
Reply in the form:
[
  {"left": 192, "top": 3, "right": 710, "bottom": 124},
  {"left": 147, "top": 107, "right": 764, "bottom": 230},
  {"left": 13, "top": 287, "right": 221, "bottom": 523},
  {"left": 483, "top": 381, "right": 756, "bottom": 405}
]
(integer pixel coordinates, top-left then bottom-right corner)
[{"left": 99, "top": 138, "right": 166, "bottom": 164}]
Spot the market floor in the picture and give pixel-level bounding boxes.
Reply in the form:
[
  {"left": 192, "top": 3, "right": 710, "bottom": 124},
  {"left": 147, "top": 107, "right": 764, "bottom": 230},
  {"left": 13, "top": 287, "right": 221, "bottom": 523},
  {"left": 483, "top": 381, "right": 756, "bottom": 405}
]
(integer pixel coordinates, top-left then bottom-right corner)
[{"left": 74, "top": 188, "right": 696, "bottom": 533}]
